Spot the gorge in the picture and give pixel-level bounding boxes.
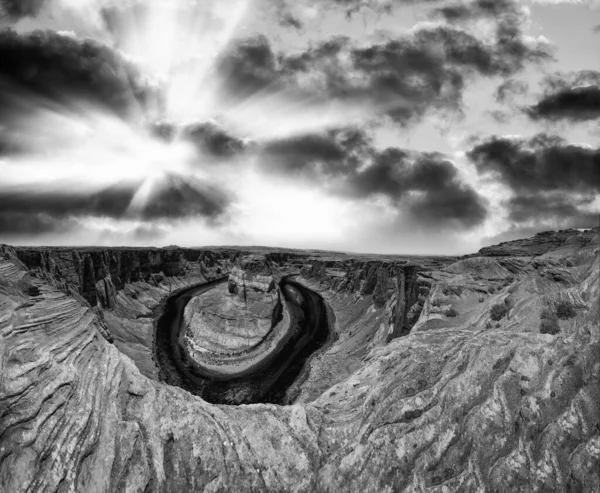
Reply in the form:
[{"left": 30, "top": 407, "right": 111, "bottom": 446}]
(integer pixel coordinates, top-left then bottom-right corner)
[
  {"left": 1, "top": 228, "right": 599, "bottom": 492},
  {"left": 154, "top": 275, "right": 332, "bottom": 405}
]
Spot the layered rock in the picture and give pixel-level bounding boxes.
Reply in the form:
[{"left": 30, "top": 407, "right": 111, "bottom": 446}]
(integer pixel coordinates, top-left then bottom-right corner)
[
  {"left": 181, "top": 256, "right": 290, "bottom": 379},
  {"left": 288, "top": 258, "right": 453, "bottom": 402},
  {"left": 476, "top": 227, "right": 598, "bottom": 257},
  {"left": 15, "top": 247, "right": 236, "bottom": 309},
  {"left": 1, "top": 229, "right": 599, "bottom": 492},
  {"left": 184, "top": 284, "right": 279, "bottom": 354},
  {"left": 13, "top": 247, "right": 238, "bottom": 380},
  {"left": 227, "top": 255, "right": 278, "bottom": 296},
  {"left": 300, "top": 259, "right": 432, "bottom": 340}
]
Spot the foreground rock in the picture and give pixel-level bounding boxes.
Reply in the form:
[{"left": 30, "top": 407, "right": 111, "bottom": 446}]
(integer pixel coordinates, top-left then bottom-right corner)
[{"left": 1, "top": 228, "right": 599, "bottom": 492}]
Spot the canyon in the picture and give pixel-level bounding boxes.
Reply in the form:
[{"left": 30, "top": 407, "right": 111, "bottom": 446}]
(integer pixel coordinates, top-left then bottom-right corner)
[{"left": 1, "top": 228, "right": 599, "bottom": 492}]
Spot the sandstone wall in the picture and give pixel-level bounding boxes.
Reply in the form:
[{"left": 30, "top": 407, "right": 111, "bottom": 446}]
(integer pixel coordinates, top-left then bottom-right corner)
[
  {"left": 15, "top": 247, "right": 237, "bottom": 309},
  {"left": 300, "top": 260, "right": 425, "bottom": 339}
]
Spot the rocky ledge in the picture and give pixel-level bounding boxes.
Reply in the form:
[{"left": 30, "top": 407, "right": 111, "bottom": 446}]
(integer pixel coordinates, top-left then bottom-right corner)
[{"left": 0, "top": 228, "right": 599, "bottom": 492}]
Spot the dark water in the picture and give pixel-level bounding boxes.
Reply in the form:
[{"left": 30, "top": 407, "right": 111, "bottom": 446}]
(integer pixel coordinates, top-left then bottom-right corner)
[{"left": 154, "top": 276, "right": 330, "bottom": 405}]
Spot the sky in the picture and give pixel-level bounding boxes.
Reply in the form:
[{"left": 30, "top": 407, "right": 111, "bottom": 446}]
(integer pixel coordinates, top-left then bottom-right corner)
[{"left": 0, "top": 0, "right": 598, "bottom": 254}]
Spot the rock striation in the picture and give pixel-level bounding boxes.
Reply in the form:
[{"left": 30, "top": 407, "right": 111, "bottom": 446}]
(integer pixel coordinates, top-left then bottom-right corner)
[
  {"left": 14, "top": 247, "right": 238, "bottom": 379},
  {"left": 15, "top": 247, "right": 236, "bottom": 309},
  {"left": 301, "top": 259, "right": 429, "bottom": 339},
  {"left": 1, "top": 228, "right": 599, "bottom": 492},
  {"left": 180, "top": 257, "right": 290, "bottom": 380}
]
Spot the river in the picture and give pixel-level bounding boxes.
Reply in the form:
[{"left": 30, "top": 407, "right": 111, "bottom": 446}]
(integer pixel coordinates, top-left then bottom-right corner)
[{"left": 154, "top": 276, "right": 331, "bottom": 405}]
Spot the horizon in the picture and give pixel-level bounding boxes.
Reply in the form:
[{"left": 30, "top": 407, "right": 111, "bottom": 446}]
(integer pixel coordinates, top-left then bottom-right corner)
[
  {"left": 0, "top": 0, "right": 599, "bottom": 254},
  {"left": 4, "top": 225, "right": 598, "bottom": 258}
]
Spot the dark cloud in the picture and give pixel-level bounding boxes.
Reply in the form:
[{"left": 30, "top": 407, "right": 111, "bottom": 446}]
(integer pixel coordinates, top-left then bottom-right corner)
[
  {"left": 526, "top": 85, "right": 600, "bottom": 122},
  {"left": 467, "top": 134, "right": 600, "bottom": 194},
  {"left": 219, "top": 1, "right": 550, "bottom": 126},
  {"left": 0, "top": 213, "right": 74, "bottom": 235},
  {"left": 217, "top": 35, "right": 282, "bottom": 101},
  {"left": 593, "top": 24, "right": 600, "bottom": 34},
  {"left": 181, "top": 123, "right": 247, "bottom": 159},
  {"left": 0, "top": 184, "right": 139, "bottom": 219},
  {"left": 431, "top": 0, "right": 515, "bottom": 23},
  {"left": 528, "top": 71, "right": 600, "bottom": 121},
  {"left": 139, "top": 174, "right": 231, "bottom": 221},
  {"left": 259, "top": 129, "right": 487, "bottom": 228},
  {"left": 148, "top": 120, "right": 247, "bottom": 159},
  {"left": 344, "top": 149, "right": 487, "bottom": 227},
  {"left": 0, "top": 0, "right": 45, "bottom": 21},
  {"left": 0, "top": 175, "right": 232, "bottom": 235},
  {"left": 468, "top": 133, "right": 600, "bottom": 230},
  {"left": 507, "top": 194, "right": 598, "bottom": 225},
  {"left": 261, "top": 128, "right": 369, "bottom": 176},
  {"left": 0, "top": 29, "right": 154, "bottom": 118},
  {"left": 0, "top": 125, "right": 20, "bottom": 156}
]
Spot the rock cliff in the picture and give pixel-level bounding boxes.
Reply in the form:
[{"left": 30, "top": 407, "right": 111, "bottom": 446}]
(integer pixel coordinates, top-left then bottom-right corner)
[{"left": 15, "top": 247, "right": 236, "bottom": 309}]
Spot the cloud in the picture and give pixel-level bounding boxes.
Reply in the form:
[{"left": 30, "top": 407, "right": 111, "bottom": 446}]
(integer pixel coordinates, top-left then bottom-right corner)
[
  {"left": 216, "top": 35, "right": 282, "bottom": 101},
  {"left": 495, "top": 78, "right": 529, "bottom": 103},
  {"left": 507, "top": 193, "right": 598, "bottom": 224},
  {"left": 259, "top": 128, "right": 488, "bottom": 228},
  {"left": 260, "top": 128, "right": 368, "bottom": 175},
  {"left": 279, "top": 12, "right": 303, "bottom": 29},
  {"left": 137, "top": 174, "right": 231, "bottom": 221},
  {"left": 148, "top": 120, "right": 248, "bottom": 159},
  {"left": 132, "top": 224, "right": 168, "bottom": 241},
  {"left": 217, "top": 1, "right": 551, "bottom": 126},
  {"left": 0, "top": 0, "right": 46, "bottom": 21},
  {"left": 0, "top": 183, "right": 139, "bottom": 219},
  {"left": 467, "top": 133, "right": 600, "bottom": 194},
  {"left": 431, "top": 0, "right": 517, "bottom": 23},
  {"left": 0, "top": 213, "right": 75, "bottom": 235},
  {"left": 526, "top": 85, "right": 600, "bottom": 121},
  {"left": 468, "top": 133, "right": 600, "bottom": 229},
  {"left": 344, "top": 148, "right": 488, "bottom": 227},
  {"left": 181, "top": 123, "right": 247, "bottom": 158},
  {"left": 525, "top": 71, "right": 600, "bottom": 121},
  {"left": 0, "top": 29, "right": 154, "bottom": 118},
  {"left": 0, "top": 174, "right": 232, "bottom": 235}
]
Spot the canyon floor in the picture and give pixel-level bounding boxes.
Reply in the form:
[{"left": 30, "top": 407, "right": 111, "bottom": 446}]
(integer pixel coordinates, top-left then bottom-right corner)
[{"left": 1, "top": 228, "right": 599, "bottom": 492}]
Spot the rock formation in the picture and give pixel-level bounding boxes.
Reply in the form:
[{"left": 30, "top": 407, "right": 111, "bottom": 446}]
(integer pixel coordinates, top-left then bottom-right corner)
[{"left": 1, "top": 228, "right": 599, "bottom": 492}]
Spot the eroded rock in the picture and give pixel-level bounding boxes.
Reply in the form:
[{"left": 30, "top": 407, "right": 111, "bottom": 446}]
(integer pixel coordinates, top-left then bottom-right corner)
[{"left": 0, "top": 229, "right": 598, "bottom": 492}]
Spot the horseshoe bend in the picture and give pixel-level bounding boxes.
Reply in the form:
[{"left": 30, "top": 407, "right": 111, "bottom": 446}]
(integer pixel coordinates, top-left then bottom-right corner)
[
  {"left": 154, "top": 263, "right": 333, "bottom": 405},
  {"left": 0, "top": 228, "right": 598, "bottom": 492}
]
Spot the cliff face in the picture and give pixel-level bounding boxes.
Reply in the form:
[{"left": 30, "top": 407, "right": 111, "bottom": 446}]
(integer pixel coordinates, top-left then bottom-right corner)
[
  {"left": 301, "top": 260, "right": 426, "bottom": 339},
  {"left": 1, "top": 230, "right": 599, "bottom": 493},
  {"left": 16, "top": 247, "right": 235, "bottom": 309},
  {"left": 227, "top": 255, "right": 278, "bottom": 298}
]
